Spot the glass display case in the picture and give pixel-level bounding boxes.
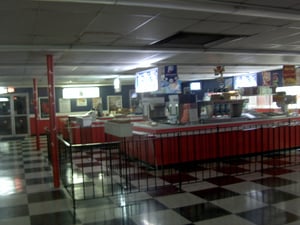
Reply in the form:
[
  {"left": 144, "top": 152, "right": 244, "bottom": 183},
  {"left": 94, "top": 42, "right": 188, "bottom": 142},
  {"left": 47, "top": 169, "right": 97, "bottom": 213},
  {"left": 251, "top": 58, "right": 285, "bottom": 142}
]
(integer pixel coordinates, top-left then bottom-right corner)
[{"left": 241, "top": 86, "right": 300, "bottom": 116}]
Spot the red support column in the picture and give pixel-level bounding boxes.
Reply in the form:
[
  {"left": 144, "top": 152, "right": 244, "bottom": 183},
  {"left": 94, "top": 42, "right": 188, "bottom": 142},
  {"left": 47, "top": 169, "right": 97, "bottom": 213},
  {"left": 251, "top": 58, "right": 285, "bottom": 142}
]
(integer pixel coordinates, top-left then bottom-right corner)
[
  {"left": 47, "top": 54, "right": 60, "bottom": 188},
  {"left": 33, "top": 78, "right": 40, "bottom": 150}
]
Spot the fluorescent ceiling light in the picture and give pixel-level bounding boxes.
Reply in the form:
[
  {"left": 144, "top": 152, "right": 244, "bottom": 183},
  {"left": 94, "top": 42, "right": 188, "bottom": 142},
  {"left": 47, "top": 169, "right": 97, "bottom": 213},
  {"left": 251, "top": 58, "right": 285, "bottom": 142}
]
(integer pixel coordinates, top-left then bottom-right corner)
[
  {"left": 0, "top": 87, "right": 7, "bottom": 94},
  {"left": 114, "top": 77, "right": 121, "bottom": 93},
  {"left": 276, "top": 86, "right": 300, "bottom": 95},
  {"left": 0, "top": 97, "right": 9, "bottom": 102}
]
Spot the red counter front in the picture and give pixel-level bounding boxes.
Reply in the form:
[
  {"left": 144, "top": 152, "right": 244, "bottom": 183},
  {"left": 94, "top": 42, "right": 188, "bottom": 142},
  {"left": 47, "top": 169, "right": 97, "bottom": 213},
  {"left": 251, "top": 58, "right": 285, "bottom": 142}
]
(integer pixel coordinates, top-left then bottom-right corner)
[
  {"left": 30, "top": 116, "right": 68, "bottom": 135},
  {"left": 63, "top": 121, "right": 105, "bottom": 144},
  {"left": 126, "top": 117, "right": 300, "bottom": 167}
]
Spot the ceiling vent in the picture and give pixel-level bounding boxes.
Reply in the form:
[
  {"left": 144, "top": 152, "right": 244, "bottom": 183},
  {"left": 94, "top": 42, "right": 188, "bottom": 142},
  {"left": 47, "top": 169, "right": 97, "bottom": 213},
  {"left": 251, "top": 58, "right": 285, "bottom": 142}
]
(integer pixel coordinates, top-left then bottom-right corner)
[{"left": 152, "top": 32, "right": 246, "bottom": 48}]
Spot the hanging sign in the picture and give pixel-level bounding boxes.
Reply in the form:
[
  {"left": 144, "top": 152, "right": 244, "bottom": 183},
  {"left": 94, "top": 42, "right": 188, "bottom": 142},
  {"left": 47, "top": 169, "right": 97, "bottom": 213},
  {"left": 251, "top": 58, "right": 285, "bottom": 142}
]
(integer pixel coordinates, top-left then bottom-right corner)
[
  {"left": 161, "top": 65, "right": 181, "bottom": 93},
  {"left": 164, "top": 65, "right": 178, "bottom": 82},
  {"left": 283, "top": 65, "right": 296, "bottom": 86}
]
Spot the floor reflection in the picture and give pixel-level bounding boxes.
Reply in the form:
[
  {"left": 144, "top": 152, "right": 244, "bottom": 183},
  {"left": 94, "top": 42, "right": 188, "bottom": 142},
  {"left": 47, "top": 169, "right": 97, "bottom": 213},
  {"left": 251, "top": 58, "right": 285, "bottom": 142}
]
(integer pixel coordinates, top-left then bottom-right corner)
[{"left": 0, "top": 176, "right": 25, "bottom": 195}]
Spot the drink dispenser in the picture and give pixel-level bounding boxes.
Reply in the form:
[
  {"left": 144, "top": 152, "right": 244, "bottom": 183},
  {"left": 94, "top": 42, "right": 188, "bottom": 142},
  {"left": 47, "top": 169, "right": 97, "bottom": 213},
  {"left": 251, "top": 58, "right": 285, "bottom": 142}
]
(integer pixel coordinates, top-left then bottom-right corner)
[
  {"left": 141, "top": 97, "right": 166, "bottom": 122},
  {"left": 178, "top": 94, "right": 198, "bottom": 124},
  {"left": 168, "top": 95, "right": 179, "bottom": 124}
]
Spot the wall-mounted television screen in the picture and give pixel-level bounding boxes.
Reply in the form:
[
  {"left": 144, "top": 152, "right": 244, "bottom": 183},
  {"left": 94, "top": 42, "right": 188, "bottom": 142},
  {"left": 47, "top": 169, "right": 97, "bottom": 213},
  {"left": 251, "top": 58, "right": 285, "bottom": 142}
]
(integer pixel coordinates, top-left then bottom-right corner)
[
  {"left": 190, "top": 82, "right": 201, "bottom": 90},
  {"left": 234, "top": 73, "right": 257, "bottom": 89},
  {"left": 135, "top": 67, "right": 159, "bottom": 93}
]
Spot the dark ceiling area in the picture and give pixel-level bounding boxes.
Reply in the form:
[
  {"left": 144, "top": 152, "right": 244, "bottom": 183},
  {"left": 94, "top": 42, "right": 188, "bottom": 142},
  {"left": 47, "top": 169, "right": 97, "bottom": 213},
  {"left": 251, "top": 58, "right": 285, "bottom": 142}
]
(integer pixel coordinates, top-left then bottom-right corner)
[{"left": 152, "top": 32, "right": 247, "bottom": 48}]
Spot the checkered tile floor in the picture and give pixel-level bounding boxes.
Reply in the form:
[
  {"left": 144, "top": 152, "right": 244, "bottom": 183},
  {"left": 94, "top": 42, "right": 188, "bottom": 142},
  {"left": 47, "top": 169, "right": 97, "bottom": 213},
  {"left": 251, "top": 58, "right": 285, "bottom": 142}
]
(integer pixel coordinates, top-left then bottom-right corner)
[{"left": 2, "top": 136, "right": 300, "bottom": 225}]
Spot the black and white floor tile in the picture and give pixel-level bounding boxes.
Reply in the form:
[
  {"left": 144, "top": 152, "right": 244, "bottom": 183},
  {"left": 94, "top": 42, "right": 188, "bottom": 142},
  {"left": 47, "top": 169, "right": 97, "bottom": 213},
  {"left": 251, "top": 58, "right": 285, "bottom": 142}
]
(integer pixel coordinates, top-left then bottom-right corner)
[{"left": 1, "top": 137, "right": 300, "bottom": 225}]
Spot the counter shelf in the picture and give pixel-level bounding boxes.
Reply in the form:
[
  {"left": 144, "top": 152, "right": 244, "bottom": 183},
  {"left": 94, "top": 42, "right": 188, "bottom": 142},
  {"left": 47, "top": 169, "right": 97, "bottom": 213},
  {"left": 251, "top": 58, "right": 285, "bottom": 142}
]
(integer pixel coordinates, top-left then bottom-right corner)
[{"left": 197, "top": 99, "right": 246, "bottom": 119}]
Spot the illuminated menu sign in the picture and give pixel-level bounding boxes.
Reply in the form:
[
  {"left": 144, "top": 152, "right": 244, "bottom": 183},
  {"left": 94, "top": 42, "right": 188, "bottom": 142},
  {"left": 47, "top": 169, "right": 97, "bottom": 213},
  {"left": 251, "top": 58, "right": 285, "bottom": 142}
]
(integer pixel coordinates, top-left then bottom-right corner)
[{"left": 135, "top": 68, "right": 159, "bottom": 93}]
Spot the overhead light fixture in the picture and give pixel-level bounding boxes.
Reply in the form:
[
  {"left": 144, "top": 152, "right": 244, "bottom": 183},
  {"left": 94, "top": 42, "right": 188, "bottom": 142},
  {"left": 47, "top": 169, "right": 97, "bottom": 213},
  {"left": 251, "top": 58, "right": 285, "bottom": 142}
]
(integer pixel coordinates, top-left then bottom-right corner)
[
  {"left": 0, "top": 87, "right": 8, "bottom": 94},
  {"left": 0, "top": 97, "right": 9, "bottom": 102},
  {"left": 0, "top": 86, "right": 15, "bottom": 94},
  {"left": 114, "top": 77, "right": 121, "bottom": 93},
  {"left": 7, "top": 87, "right": 15, "bottom": 93},
  {"left": 276, "top": 86, "right": 300, "bottom": 95}
]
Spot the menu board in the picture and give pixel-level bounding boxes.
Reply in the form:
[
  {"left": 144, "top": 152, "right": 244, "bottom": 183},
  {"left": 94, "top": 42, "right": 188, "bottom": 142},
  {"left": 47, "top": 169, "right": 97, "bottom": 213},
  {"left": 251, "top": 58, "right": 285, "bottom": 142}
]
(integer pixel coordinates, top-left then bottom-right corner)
[
  {"left": 135, "top": 67, "right": 159, "bottom": 93},
  {"left": 283, "top": 65, "right": 296, "bottom": 86},
  {"left": 234, "top": 73, "right": 257, "bottom": 89}
]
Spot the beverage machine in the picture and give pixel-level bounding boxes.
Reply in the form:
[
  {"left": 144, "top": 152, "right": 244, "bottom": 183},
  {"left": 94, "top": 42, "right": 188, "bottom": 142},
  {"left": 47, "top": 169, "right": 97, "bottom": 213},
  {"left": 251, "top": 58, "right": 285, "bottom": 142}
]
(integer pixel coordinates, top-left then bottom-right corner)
[
  {"left": 178, "top": 94, "right": 198, "bottom": 124},
  {"left": 141, "top": 97, "right": 166, "bottom": 122},
  {"left": 166, "top": 95, "right": 179, "bottom": 124}
]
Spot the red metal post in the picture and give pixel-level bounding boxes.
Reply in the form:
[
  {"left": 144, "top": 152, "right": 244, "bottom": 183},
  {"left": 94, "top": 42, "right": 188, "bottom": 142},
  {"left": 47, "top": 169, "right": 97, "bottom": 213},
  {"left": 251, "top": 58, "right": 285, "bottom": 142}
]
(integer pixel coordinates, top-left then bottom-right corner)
[
  {"left": 47, "top": 54, "right": 60, "bottom": 188},
  {"left": 33, "top": 78, "right": 40, "bottom": 150}
]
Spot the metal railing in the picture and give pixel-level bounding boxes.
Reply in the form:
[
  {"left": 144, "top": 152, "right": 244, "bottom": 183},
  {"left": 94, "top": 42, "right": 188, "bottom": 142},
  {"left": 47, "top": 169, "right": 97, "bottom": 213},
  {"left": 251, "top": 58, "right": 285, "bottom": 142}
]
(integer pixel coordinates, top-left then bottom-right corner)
[{"left": 46, "top": 117, "right": 300, "bottom": 213}]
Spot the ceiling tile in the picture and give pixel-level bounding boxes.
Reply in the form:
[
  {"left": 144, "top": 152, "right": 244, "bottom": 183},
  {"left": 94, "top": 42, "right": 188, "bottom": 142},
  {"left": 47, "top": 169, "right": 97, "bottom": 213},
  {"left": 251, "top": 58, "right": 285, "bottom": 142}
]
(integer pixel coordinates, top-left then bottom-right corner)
[
  {"left": 184, "top": 21, "right": 238, "bottom": 34},
  {"left": 0, "top": 10, "right": 35, "bottom": 38},
  {"left": 79, "top": 32, "right": 121, "bottom": 45},
  {"left": 34, "top": 3, "right": 101, "bottom": 38},
  {"left": 112, "top": 37, "right": 156, "bottom": 46},
  {"left": 237, "top": 27, "right": 300, "bottom": 44},
  {"left": 0, "top": 0, "right": 299, "bottom": 87},
  {"left": 240, "top": 0, "right": 300, "bottom": 8},
  {"left": 86, "top": 13, "right": 153, "bottom": 35},
  {"left": 100, "top": 4, "right": 161, "bottom": 17},
  {"left": 270, "top": 33, "right": 300, "bottom": 45},
  {"left": 127, "top": 16, "right": 197, "bottom": 42},
  {"left": 160, "top": 9, "right": 212, "bottom": 20},
  {"left": 206, "top": 13, "right": 254, "bottom": 23},
  {"left": 223, "top": 23, "right": 276, "bottom": 35},
  {"left": 249, "top": 18, "right": 292, "bottom": 26}
]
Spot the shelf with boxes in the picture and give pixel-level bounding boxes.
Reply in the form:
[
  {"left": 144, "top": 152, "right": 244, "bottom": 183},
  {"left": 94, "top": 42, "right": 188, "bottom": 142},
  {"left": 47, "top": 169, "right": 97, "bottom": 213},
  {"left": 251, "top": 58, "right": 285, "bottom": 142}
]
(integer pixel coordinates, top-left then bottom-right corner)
[{"left": 198, "top": 92, "right": 247, "bottom": 119}]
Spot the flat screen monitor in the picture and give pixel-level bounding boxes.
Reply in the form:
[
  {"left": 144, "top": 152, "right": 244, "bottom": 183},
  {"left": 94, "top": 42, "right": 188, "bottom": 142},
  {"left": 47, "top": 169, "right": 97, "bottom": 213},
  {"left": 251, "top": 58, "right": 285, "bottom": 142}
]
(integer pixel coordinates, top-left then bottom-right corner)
[
  {"left": 190, "top": 82, "right": 201, "bottom": 90},
  {"left": 234, "top": 74, "right": 257, "bottom": 89},
  {"left": 135, "top": 68, "right": 159, "bottom": 93},
  {"left": 131, "top": 92, "right": 138, "bottom": 98}
]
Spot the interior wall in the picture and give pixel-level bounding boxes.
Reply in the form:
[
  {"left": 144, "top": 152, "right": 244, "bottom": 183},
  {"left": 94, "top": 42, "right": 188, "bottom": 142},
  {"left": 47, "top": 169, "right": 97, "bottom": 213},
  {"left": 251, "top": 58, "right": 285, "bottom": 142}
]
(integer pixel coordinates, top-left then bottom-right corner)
[{"left": 13, "top": 84, "right": 135, "bottom": 114}]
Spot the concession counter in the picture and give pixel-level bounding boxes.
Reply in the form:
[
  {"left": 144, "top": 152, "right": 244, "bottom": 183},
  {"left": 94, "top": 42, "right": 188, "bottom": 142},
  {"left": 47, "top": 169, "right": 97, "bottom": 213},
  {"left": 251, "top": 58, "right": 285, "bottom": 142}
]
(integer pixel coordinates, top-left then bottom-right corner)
[{"left": 119, "top": 116, "right": 300, "bottom": 167}]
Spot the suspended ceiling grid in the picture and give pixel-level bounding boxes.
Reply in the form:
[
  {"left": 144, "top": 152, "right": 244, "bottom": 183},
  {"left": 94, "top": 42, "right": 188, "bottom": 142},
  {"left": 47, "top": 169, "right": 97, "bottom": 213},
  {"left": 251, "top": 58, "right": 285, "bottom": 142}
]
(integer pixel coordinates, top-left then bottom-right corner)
[{"left": 0, "top": 0, "right": 299, "bottom": 87}]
